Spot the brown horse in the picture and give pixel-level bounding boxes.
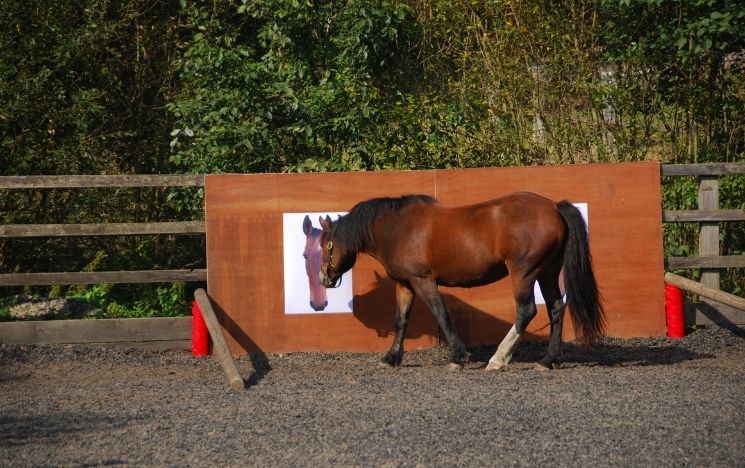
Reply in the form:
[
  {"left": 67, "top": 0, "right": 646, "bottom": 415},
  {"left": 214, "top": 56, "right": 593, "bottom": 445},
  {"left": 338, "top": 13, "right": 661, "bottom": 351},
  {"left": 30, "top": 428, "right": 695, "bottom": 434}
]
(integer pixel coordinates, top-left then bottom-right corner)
[
  {"left": 319, "top": 192, "right": 604, "bottom": 371},
  {"left": 302, "top": 215, "right": 328, "bottom": 311}
]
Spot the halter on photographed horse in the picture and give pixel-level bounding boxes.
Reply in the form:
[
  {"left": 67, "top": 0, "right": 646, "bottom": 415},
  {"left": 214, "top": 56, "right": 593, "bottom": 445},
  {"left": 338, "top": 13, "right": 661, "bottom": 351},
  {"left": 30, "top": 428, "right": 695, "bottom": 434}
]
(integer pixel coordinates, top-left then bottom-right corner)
[{"left": 319, "top": 192, "right": 605, "bottom": 371}]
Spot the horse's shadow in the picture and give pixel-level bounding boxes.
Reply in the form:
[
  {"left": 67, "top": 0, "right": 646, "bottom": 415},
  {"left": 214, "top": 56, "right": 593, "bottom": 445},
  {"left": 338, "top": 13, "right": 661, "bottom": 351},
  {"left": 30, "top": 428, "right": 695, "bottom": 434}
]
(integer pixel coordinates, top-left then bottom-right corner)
[
  {"left": 220, "top": 275, "right": 713, "bottom": 388},
  {"left": 352, "top": 272, "right": 517, "bottom": 345},
  {"left": 352, "top": 273, "right": 713, "bottom": 368},
  {"left": 469, "top": 341, "right": 712, "bottom": 368}
]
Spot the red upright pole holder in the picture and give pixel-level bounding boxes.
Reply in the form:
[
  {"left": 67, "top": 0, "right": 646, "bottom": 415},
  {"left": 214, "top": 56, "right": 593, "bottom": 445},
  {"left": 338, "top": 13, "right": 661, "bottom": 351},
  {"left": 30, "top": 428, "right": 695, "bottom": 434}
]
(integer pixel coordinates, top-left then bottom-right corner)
[
  {"left": 192, "top": 300, "right": 209, "bottom": 356},
  {"left": 665, "top": 283, "right": 685, "bottom": 338}
]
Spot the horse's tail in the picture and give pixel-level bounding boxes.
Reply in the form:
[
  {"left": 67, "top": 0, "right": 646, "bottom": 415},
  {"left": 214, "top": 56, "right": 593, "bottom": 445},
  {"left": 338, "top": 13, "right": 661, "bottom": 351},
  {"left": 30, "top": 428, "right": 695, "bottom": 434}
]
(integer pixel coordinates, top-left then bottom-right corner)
[{"left": 557, "top": 200, "right": 605, "bottom": 344}]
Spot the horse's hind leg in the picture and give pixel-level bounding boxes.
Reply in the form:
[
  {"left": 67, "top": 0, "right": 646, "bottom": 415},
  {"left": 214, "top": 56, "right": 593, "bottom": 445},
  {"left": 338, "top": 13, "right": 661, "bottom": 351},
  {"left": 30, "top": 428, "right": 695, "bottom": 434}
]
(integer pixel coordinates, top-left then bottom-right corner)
[
  {"left": 486, "top": 278, "right": 537, "bottom": 371},
  {"left": 536, "top": 273, "right": 566, "bottom": 371},
  {"left": 381, "top": 282, "right": 414, "bottom": 367},
  {"left": 409, "top": 276, "right": 470, "bottom": 369}
]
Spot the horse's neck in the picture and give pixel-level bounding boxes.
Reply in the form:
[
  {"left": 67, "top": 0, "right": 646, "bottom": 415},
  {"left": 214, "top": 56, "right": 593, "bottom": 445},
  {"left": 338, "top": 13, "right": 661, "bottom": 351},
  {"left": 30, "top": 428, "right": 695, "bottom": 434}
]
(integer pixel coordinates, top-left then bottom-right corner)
[{"left": 337, "top": 216, "right": 373, "bottom": 255}]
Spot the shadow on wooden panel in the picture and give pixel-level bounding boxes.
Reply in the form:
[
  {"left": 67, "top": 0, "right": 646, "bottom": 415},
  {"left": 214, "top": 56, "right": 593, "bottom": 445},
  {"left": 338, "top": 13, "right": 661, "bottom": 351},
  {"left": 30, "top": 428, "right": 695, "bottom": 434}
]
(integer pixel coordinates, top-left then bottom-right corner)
[
  {"left": 212, "top": 301, "right": 273, "bottom": 386},
  {"left": 352, "top": 272, "right": 547, "bottom": 347},
  {"left": 351, "top": 273, "right": 434, "bottom": 340}
]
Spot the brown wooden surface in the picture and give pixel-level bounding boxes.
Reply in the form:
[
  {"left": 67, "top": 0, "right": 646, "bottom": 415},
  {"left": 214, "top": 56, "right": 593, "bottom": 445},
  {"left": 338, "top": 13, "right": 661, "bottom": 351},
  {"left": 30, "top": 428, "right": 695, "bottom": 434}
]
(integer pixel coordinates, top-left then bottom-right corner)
[
  {"left": 0, "top": 174, "right": 204, "bottom": 188},
  {"left": 698, "top": 176, "right": 721, "bottom": 308},
  {"left": 206, "top": 162, "right": 667, "bottom": 356},
  {"left": 663, "top": 209, "right": 745, "bottom": 222},
  {"left": 661, "top": 162, "right": 745, "bottom": 176},
  {"left": 205, "top": 170, "right": 439, "bottom": 355},
  {"left": 0, "top": 317, "right": 191, "bottom": 350},
  {"left": 0, "top": 269, "right": 207, "bottom": 286},
  {"left": 665, "top": 255, "right": 745, "bottom": 269},
  {"left": 0, "top": 221, "right": 206, "bottom": 237}
]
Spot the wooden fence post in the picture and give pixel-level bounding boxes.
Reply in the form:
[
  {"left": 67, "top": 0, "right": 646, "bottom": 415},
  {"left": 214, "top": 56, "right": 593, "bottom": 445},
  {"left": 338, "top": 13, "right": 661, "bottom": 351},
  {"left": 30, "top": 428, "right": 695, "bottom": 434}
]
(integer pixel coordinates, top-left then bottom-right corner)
[{"left": 698, "top": 175, "right": 720, "bottom": 299}]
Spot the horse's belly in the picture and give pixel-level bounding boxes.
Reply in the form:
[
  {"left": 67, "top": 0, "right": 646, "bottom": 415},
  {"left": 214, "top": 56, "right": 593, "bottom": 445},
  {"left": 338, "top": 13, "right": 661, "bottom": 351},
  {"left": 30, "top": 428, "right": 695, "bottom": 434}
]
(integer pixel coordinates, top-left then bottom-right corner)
[{"left": 437, "top": 261, "right": 509, "bottom": 288}]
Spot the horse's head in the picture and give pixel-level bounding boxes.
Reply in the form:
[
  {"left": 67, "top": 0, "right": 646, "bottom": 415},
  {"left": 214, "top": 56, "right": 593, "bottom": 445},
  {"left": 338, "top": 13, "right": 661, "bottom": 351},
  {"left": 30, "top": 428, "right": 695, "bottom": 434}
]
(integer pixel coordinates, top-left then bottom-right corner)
[
  {"left": 318, "top": 214, "right": 354, "bottom": 289},
  {"left": 302, "top": 215, "right": 328, "bottom": 311}
]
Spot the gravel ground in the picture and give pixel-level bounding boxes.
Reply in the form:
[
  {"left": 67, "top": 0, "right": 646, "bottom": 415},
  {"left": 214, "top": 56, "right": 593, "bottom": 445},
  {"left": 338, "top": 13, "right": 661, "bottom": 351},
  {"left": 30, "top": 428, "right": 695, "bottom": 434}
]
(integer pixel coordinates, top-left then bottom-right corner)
[{"left": 2, "top": 326, "right": 744, "bottom": 467}]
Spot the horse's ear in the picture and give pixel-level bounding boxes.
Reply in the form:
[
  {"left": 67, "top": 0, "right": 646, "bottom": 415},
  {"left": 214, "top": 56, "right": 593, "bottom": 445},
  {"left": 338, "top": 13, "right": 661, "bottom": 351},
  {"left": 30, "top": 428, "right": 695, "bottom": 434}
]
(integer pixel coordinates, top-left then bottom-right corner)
[
  {"left": 319, "top": 215, "right": 331, "bottom": 232},
  {"left": 303, "top": 215, "right": 313, "bottom": 235}
]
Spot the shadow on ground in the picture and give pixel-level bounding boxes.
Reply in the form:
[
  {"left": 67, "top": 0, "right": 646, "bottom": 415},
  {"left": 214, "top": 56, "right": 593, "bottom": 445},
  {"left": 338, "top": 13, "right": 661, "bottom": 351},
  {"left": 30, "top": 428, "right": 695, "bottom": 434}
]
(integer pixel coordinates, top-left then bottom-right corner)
[{"left": 468, "top": 340, "right": 713, "bottom": 368}]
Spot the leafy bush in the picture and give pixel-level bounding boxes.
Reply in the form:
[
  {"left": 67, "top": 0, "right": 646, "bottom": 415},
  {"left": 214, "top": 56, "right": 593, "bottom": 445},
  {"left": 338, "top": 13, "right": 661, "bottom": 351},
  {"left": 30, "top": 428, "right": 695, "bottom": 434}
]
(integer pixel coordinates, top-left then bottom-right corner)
[{"left": 1, "top": 0, "right": 743, "bottom": 314}]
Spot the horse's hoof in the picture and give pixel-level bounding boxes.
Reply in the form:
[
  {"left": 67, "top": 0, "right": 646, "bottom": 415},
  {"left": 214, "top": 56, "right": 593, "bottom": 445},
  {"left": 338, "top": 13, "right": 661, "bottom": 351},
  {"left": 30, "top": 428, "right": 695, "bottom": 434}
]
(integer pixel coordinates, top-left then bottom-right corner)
[
  {"left": 446, "top": 362, "right": 464, "bottom": 371},
  {"left": 533, "top": 362, "right": 552, "bottom": 372},
  {"left": 378, "top": 361, "right": 394, "bottom": 368},
  {"left": 485, "top": 361, "right": 506, "bottom": 372}
]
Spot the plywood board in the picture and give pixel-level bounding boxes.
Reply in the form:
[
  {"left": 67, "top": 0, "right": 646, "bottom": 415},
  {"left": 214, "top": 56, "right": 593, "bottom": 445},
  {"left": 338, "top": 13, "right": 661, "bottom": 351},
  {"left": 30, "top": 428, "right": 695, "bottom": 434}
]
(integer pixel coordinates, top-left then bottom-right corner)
[
  {"left": 206, "top": 162, "right": 666, "bottom": 355},
  {"left": 206, "top": 171, "right": 439, "bottom": 354}
]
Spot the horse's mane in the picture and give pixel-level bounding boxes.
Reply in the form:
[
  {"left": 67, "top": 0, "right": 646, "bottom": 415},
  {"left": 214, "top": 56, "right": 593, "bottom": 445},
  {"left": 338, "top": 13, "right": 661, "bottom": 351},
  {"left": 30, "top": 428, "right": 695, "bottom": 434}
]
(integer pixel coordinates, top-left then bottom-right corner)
[{"left": 333, "top": 194, "right": 436, "bottom": 252}]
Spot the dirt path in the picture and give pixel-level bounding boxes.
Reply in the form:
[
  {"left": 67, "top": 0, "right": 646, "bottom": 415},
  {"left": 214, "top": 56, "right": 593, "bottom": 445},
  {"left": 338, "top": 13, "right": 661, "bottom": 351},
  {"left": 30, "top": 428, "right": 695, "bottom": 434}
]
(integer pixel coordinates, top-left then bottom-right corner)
[{"left": 2, "top": 327, "right": 744, "bottom": 467}]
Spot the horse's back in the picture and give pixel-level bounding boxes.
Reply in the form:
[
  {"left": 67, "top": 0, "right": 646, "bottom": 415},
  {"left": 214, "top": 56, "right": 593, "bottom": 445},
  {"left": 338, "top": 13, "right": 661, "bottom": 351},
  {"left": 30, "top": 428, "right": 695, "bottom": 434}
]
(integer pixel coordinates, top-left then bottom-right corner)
[{"left": 387, "top": 192, "right": 562, "bottom": 286}]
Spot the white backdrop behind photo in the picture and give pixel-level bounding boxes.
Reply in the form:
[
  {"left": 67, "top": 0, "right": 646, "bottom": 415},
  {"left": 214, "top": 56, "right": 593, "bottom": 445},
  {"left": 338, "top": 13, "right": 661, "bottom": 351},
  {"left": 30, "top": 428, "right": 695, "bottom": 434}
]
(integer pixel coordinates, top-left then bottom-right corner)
[
  {"left": 534, "top": 202, "right": 588, "bottom": 304},
  {"left": 282, "top": 212, "right": 354, "bottom": 314}
]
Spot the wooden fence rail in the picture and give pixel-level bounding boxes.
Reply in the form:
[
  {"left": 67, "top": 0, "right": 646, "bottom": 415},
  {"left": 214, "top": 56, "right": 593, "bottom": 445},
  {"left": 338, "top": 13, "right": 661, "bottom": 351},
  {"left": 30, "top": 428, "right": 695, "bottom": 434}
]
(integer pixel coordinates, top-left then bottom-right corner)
[
  {"left": 0, "top": 221, "right": 205, "bottom": 237},
  {"left": 0, "top": 174, "right": 204, "bottom": 188},
  {"left": 0, "top": 174, "right": 206, "bottom": 287},
  {"left": 0, "top": 270, "right": 207, "bottom": 287},
  {"left": 1, "top": 167, "right": 743, "bottom": 290},
  {"left": 660, "top": 162, "right": 745, "bottom": 272},
  {"left": 661, "top": 162, "right": 745, "bottom": 325},
  {"left": 1, "top": 166, "right": 742, "bottom": 349}
]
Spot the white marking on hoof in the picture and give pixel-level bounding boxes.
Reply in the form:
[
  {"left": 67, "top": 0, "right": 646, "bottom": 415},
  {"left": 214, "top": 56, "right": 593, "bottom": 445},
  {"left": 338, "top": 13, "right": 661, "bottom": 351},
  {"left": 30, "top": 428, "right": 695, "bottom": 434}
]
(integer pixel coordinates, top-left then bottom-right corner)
[
  {"left": 485, "top": 360, "right": 506, "bottom": 371},
  {"left": 533, "top": 362, "right": 552, "bottom": 372},
  {"left": 488, "top": 325, "right": 522, "bottom": 370},
  {"left": 446, "top": 362, "right": 464, "bottom": 371},
  {"left": 378, "top": 360, "right": 394, "bottom": 368}
]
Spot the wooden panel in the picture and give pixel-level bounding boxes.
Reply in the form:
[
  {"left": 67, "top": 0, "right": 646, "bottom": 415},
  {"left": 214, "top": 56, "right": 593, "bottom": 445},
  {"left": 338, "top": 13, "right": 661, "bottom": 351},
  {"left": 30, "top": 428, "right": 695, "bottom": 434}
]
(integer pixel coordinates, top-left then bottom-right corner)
[
  {"left": 0, "top": 221, "right": 205, "bottom": 237},
  {"left": 0, "top": 269, "right": 207, "bottom": 286},
  {"left": 206, "top": 172, "right": 438, "bottom": 355},
  {"left": 0, "top": 317, "right": 191, "bottom": 348},
  {"left": 206, "top": 162, "right": 666, "bottom": 355},
  {"left": 0, "top": 174, "right": 204, "bottom": 188},
  {"left": 434, "top": 162, "right": 666, "bottom": 341},
  {"left": 661, "top": 162, "right": 745, "bottom": 176}
]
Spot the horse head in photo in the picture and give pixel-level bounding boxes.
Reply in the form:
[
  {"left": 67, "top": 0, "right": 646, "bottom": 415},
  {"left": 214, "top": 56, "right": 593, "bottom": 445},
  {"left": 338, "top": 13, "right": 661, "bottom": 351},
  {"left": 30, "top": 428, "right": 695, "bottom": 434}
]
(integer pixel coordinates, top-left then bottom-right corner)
[{"left": 302, "top": 215, "right": 328, "bottom": 311}]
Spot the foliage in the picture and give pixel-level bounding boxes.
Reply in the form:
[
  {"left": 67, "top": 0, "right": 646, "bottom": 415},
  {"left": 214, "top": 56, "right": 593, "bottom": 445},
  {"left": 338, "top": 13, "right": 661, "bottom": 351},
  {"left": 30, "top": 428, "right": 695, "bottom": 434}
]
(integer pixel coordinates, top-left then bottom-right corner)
[
  {"left": 1, "top": 0, "right": 743, "bottom": 315},
  {"left": 167, "top": 0, "right": 417, "bottom": 173},
  {"left": 67, "top": 282, "right": 188, "bottom": 318}
]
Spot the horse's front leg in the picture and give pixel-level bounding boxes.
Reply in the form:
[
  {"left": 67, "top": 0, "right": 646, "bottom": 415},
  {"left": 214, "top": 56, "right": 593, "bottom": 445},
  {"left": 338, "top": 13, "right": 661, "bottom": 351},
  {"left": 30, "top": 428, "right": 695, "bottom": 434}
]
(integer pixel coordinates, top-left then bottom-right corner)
[
  {"left": 410, "top": 276, "right": 470, "bottom": 370},
  {"left": 380, "top": 282, "right": 414, "bottom": 367}
]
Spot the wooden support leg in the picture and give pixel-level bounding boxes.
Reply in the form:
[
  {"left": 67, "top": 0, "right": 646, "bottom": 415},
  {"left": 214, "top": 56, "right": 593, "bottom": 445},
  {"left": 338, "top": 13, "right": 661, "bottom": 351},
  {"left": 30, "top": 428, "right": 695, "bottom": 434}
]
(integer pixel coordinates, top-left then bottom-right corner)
[{"left": 194, "top": 288, "right": 245, "bottom": 390}]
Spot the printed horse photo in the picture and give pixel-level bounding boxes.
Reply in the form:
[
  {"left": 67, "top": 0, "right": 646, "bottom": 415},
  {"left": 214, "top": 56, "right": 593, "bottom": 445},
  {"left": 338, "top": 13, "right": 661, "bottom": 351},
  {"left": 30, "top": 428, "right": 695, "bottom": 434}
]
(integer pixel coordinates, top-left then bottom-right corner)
[
  {"left": 302, "top": 215, "right": 328, "bottom": 312},
  {"left": 318, "top": 192, "right": 605, "bottom": 371}
]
